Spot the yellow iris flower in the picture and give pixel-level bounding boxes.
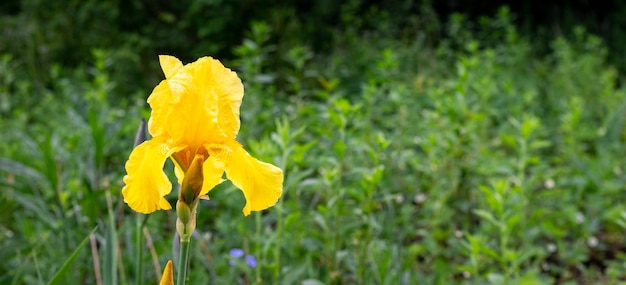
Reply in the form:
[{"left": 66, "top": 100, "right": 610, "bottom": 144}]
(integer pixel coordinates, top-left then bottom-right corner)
[{"left": 122, "top": 55, "right": 283, "bottom": 216}]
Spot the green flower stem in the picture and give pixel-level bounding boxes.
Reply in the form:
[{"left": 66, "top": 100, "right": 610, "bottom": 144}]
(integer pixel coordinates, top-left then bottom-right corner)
[
  {"left": 175, "top": 196, "right": 197, "bottom": 284},
  {"left": 177, "top": 239, "right": 191, "bottom": 285},
  {"left": 135, "top": 214, "right": 150, "bottom": 285},
  {"left": 135, "top": 215, "right": 143, "bottom": 285}
]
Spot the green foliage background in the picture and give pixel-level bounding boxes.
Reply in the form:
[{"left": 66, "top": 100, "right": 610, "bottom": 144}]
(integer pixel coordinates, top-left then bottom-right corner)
[{"left": 2, "top": 1, "right": 626, "bottom": 284}]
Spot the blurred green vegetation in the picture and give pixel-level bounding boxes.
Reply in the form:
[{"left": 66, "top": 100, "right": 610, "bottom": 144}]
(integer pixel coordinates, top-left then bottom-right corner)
[{"left": 2, "top": 1, "right": 626, "bottom": 284}]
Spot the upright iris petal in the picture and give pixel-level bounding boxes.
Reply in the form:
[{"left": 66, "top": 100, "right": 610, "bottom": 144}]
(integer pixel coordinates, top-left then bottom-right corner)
[{"left": 122, "top": 55, "right": 283, "bottom": 216}]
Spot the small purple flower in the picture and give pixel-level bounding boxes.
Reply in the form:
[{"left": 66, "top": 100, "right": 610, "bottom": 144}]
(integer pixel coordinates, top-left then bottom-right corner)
[
  {"left": 229, "top": 248, "right": 245, "bottom": 258},
  {"left": 245, "top": 255, "right": 257, "bottom": 268},
  {"left": 228, "top": 248, "right": 257, "bottom": 268},
  {"left": 229, "top": 248, "right": 244, "bottom": 265}
]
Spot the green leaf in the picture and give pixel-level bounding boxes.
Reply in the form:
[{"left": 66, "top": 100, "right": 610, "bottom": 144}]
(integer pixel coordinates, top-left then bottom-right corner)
[
  {"left": 103, "top": 205, "right": 118, "bottom": 285},
  {"left": 301, "top": 279, "right": 325, "bottom": 285},
  {"left": 473, "top": 209, "right": 500, "bottom": 227},
  {"left": 47, "top": 226, "right": 98, "bottom": 285}
]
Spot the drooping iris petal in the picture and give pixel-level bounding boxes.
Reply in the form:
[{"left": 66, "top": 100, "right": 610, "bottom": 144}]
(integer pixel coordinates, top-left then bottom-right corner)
[
  {"left": 122, "top": 139, "right": 183, "bottom": 214},
  {"left": 159, "top": 260, "right": 174, "bottom": 285},
  {"left": 223, "top": 143, "right": 283, "bottom": 216}
]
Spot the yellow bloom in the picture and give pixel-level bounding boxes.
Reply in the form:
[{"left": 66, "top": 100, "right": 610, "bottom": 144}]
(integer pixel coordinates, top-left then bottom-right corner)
[
  {"left": 122, "top": 55, "right": 283, "bottom": 216},
  {"left": 159, "top": 260, "right": 173, "bottom": 285}
]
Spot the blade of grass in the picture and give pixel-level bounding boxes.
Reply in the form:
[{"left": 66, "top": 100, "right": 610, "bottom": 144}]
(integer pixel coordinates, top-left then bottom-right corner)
[
  {"left": 33, "top": 251, "right": 43, "bottom": 284},
  {"left": 47, "top": 226, "right": 98, "bottom": 285},
  {"left": 103, "top": 190, "right": 118, "bottom": 285},
  {"left": 144, "top": 227, "right": 162, "bottom": 282},
  {"left": 9, "top": 233, "right": 48, "bottom": 285},
  {"left": 10, "top": 252, "right": 28, "bottom": 285}
]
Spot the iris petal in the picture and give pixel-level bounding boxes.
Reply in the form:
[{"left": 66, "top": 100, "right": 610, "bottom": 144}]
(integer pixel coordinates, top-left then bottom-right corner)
[
  {"left": 199, "top": 150, "right": 226, "bottom": 197},
  {"left": 147, "top": 80, "right": 174, "bottom": 138},
  {"left": 159, "top": 55, "right": 183, "bottom": 79},
  {"left": 224, "top": 143, "right": 283, "bottom": 216},
  {"left": 159, "top": 260, "right": 174, "bottom": 285},
  {"left": 122, "top": 139, "right": 183, "bottom": 214},
  {"left": 190, "top": 57, "right": 244, "bottom": 138},
  {"left": 148, "top": 56, "right": 244, "bottom": 148},
  {"left": 207, "top": 58, "right": 244, "bottom": 140},
  {"left": 173, "top": 160, "right": 184, "bottom": 185},
  {"left": 178, "top": 57, "right": 244, "bottom": 146}
]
